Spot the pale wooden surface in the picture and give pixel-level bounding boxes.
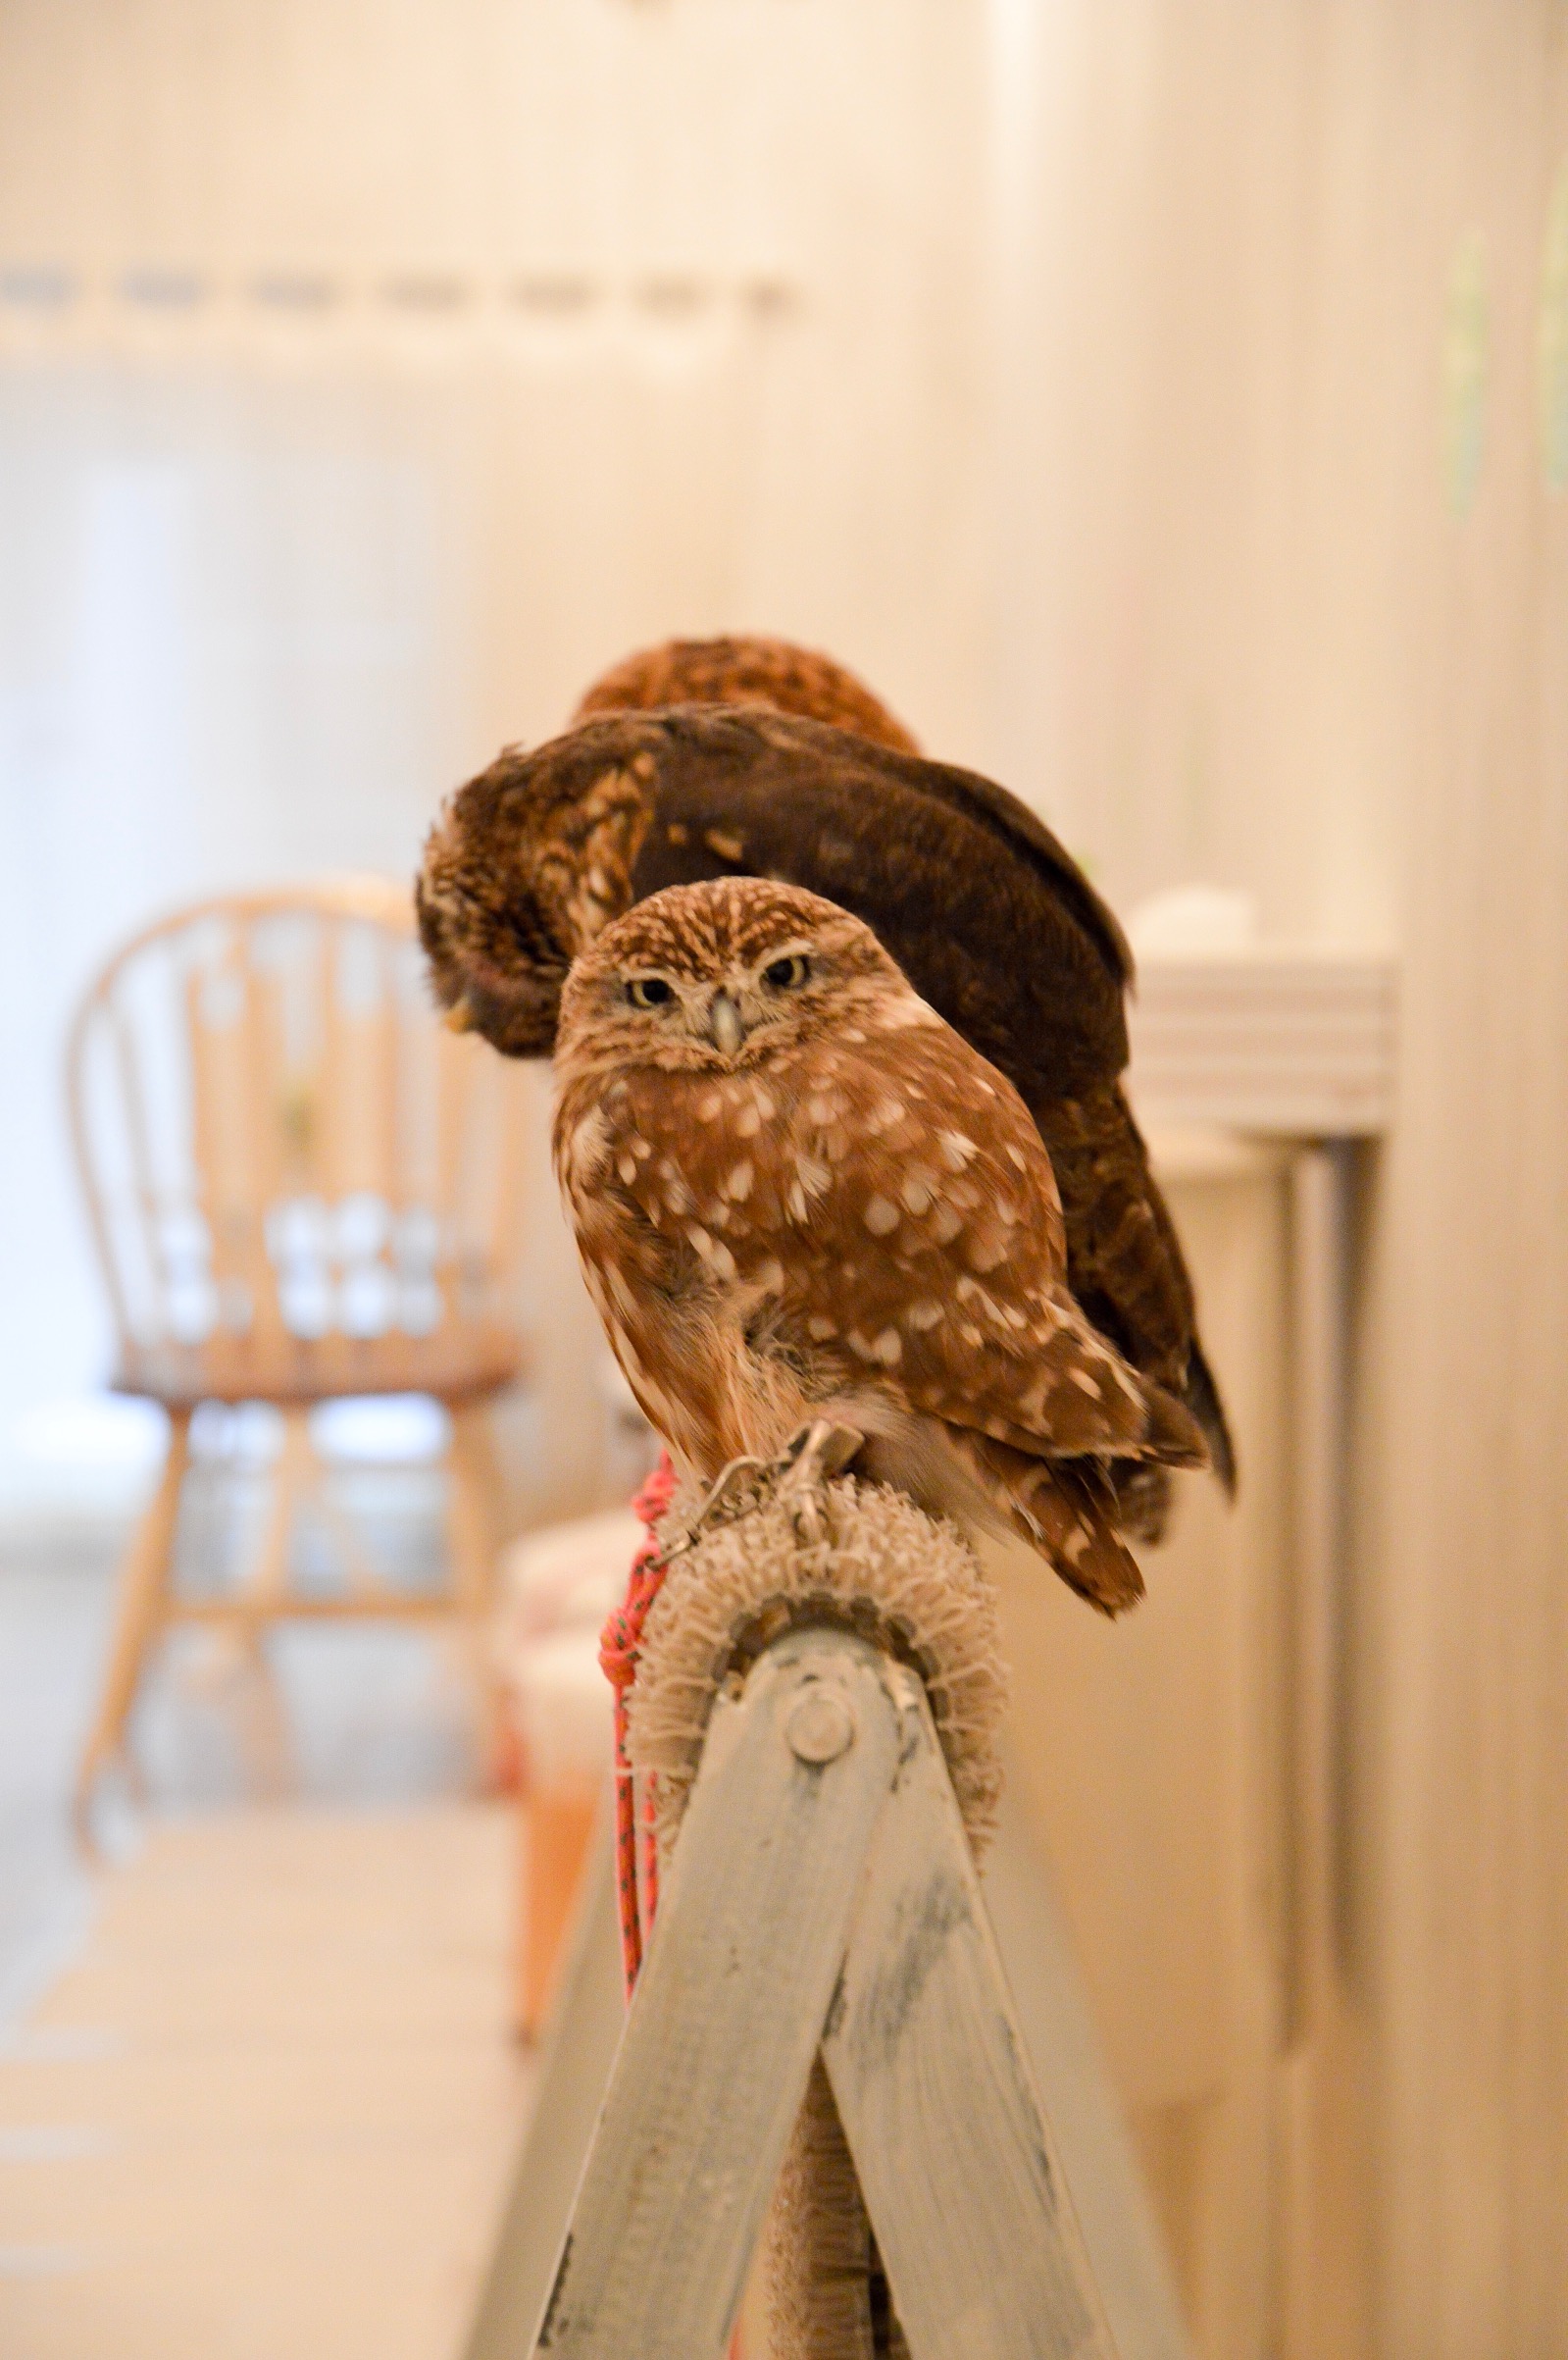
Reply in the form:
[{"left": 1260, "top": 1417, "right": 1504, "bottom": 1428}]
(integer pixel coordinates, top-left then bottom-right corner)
[
  {"left": 530, "top": 1631, "right": 906, "bottom": 2360},
  {"left": 508, "top": 1630, "right": 1141, "bottom": 2360},
  {"left": 0, "top": 1806, "right": 531, "bottom": 2360},
  {"left": 984, "top": 1769, "right": 1191, "bottom": 2360},
  {"left": 823, "top": 1662, "right": 1116, "bottom": 2360},
  {"left": 473, "top": 1781, "right": 1197, "bottom": 2360}
]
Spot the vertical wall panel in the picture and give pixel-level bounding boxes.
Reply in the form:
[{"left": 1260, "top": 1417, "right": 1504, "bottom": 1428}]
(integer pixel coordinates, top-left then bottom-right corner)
[{"left": 990, "top": 3, "right": 1568, "bottom": 2351}]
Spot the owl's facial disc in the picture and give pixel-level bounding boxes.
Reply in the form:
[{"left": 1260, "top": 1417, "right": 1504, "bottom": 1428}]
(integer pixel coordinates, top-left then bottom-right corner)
[
  {"left": 615, "top": 938, "right": 819, "bottom": 1062},
  {"left": 559, "top": 883, "right": 896, "bottom": 1081}
]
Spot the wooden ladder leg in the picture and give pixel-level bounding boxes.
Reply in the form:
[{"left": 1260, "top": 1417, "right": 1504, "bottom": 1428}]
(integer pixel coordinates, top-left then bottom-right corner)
[
  {"left": 445, "top": 1400, "right": 505, "bottom": 1764},
  {"left": 481, "top": 1628, "right": 1139, "bottom": 2360},
  {"left": 529, "top": 1629, "right": 906, "bottom": 2360},
  {"left": 823, "top": 1666, "right": 1120, "bottom": 2360},
  {"left": 984, "top": 1765, "right": 1194, "bottom": 2360},
  {"left": 74, "top": 1408, "right": 192, "bottom": 1837}
]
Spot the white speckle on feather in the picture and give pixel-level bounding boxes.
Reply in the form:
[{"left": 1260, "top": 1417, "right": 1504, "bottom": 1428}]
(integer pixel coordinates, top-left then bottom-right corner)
[
  {"left": 563, "top": 1106, "right": 609, "bottom": 1187},
  {"left": 685, "top": 1225, "right": 737, "bottom": 1281},
  {"left": 608, "top": 1263, "right": 638, "bottom": 1316}
]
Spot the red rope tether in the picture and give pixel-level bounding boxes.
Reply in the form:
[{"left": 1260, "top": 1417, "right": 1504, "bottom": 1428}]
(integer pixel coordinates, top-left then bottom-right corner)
[{"left": 598, "top": 1451, "right": 679, "bottom": 1994}]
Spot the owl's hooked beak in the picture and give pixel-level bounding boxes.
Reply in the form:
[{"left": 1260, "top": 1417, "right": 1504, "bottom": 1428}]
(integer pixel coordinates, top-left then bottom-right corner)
[{"left": 708, "top": 990, "right": 745, "bottom": 1054}]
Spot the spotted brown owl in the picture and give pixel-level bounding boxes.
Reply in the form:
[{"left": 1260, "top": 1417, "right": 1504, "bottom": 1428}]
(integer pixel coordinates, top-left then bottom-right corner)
[
  {"left": 573, "top": 633, "right": 920, "bottom": 754},
  {"left": 552, "top": 878, "right": 1207, "bottom": 1613},
  {"left": 418, "top": 693, "right": 1235, "bottom": 1520}
]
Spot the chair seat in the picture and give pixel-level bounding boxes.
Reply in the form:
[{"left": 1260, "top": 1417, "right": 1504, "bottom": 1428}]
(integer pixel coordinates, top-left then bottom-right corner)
[{"left": 114, "top": 1323, "right": 527, "bottom": 1410}]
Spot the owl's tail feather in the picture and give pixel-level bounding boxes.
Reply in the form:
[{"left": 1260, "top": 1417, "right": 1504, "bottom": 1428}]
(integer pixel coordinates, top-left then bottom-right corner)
[
  {"left": 836, "top": 1400, "right": 1146, "bottom": 1615},
  {"left": 802, "top": 1394, "right": 1148, "bottom": 1615},
  {"left": 1011, "top": 1462, "right": 1145, "bottom": 1616},
  {"left": 1183, "top": 1341, "right": 1237, "bottom": 1496},
  {"left": 1139, "top": 1375, "right": 1212, "bottom": 1469},
  {"left": 959, "top": 1431, "right": 1145, "bottom": 1615},
  {"left": 1019, "top": 1304, "right": 1210, "bottom": 1470}
]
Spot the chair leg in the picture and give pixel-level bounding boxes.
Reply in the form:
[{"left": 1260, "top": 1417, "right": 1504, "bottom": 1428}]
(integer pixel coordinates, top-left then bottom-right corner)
[
  {"left": 446, "top": 1401, "right": 505, "bottom": 1771},
  {"left": 247, "top": 1406, "right": 312, "bottom": 1614},
  {"left": 74, "top": 1409, "right": 192, "bottom": 1838}
]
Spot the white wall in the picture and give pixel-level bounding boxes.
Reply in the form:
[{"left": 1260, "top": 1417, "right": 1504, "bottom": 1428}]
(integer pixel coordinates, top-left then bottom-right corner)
[
  {"left": 0, "top": 0, "right": 992, "bottom": 1485},
  {"left": 983, "top": 0, "right": 1401, "bottom": 946}
]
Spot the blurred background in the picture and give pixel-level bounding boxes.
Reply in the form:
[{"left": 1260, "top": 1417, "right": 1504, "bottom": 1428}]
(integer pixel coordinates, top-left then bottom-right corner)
[{"left": 0, "top": 5, "right": 1563, "bottom": 2358}]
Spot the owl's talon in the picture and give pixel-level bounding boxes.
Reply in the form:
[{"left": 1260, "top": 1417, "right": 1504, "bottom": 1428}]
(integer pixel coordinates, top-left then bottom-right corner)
[
  {"left": 779, "top": 1419, "right": 866, "bottom": 1487},
  {"left": 660, "top": 1420, "right": 866, "bottom": 1564},
  {"left": 774, "top": 1419, "right": 865, "bottom": 1549}
]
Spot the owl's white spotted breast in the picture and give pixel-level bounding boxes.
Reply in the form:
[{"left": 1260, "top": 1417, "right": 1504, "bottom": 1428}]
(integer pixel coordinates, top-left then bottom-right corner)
[{"left": 556, "top": 993, "right": 1156, "bottom": 1469}]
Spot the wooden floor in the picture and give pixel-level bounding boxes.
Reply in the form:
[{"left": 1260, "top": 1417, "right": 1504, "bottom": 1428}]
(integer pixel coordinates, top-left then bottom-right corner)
[
  {"left": 0, "top": 1804, "right": 531, "bottom": 2360},
  {"left": 0, "top": 1508, "right": 534, "bottom": 2360}
]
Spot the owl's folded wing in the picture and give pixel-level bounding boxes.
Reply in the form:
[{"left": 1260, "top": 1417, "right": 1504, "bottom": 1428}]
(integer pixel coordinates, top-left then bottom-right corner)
[{"left": 783, "top": 1027, "right": 1207, "bottom": 1471}]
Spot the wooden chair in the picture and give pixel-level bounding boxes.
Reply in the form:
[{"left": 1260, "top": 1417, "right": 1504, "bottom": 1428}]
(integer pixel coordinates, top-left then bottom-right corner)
[{"left": 68, "top": 878, "right": 531, "bottom": 1823}]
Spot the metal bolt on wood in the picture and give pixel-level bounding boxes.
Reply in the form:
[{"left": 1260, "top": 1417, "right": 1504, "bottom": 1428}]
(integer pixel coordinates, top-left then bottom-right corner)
[{"left": 786, "top": 1688, "right": 856, "bottom": 1764}]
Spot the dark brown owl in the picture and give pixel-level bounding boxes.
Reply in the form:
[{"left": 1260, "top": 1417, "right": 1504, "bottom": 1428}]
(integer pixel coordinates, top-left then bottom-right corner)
[
  {"left": 417, "top": 658, "right": 1235, "bottom": 1513},
  {"left": 554, "top": 879, "right": 1207, "bottom": 1611}
]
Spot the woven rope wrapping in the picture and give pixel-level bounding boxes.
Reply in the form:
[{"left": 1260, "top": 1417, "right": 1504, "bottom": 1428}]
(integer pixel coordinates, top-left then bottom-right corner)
[{"left": 626, "top": 1472, "right": 1007, "bottom": 2360}]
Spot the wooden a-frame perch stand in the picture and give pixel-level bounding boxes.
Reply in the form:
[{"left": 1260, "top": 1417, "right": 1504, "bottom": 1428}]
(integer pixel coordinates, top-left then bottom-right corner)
[{"left": 467, "top": 1612, "right": 1197, "bottom": 2360}]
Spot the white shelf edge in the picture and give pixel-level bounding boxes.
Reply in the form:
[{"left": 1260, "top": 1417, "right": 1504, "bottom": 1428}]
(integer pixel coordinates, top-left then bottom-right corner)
[{"left": 1127, "top": 949, "right": 1397, "bottom": 1138}]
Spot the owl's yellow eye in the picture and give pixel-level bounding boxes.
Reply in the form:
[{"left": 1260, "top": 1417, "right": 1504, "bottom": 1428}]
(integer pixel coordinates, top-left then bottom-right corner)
[
  {"left": 625, "top": 976, "right": 675, "bottom": 1009},
  {"left": 761, "top": 953, "right": 810, "bottom": 992}
]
